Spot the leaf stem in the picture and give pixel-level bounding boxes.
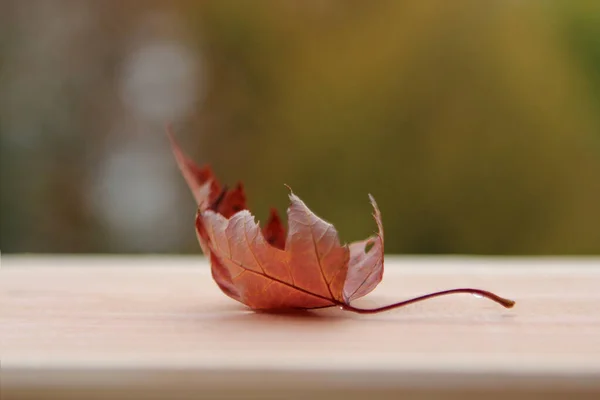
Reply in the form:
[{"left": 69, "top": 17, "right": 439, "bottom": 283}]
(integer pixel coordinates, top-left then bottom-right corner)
[{"left": 340, "top": 288, "right": 515, "bottom": 314}]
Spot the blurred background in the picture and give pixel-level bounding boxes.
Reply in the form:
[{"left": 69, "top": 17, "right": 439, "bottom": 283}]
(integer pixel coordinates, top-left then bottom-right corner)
[{"left": 1, "top": 0, "right": 599, "bottom": 255}]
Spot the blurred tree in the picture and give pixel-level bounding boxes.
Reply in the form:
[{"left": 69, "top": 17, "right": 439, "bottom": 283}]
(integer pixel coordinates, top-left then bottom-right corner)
[
  {"left": 1, "top": 0, "right": 599, "bottom": 255},
  {"left": 181, "top": 0, "right": 600, "bottom": 254}
]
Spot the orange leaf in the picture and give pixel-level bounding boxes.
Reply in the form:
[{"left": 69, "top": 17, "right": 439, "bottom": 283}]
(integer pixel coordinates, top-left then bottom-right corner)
[
  {"left": 200, "top": 191, "right": 355, "bottom": 309},
  {"left": 168, "top": 128, "right": 516, "bottom": 313}
]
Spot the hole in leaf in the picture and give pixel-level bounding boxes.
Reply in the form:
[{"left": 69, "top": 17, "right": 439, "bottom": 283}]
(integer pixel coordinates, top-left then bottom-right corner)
[{"left": 364, "top": 240, "right": 374, "bottom": 253}]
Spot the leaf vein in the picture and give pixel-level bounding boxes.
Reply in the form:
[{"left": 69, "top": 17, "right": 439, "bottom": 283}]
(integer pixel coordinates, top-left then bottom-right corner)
[
  {"left": 243, "top": 218, "right": 266, "bottom": 274},
  {"left": 224, "top": 255, "right": 335, "bottom": 305},
  {"left": 305, "top": 210, "right": 336, "bottom": 300}
]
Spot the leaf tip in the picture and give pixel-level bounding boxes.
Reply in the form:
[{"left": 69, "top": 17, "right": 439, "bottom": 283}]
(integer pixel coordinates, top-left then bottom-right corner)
[
  {"left": 284, "top": 184, "right": 299, "bottom": 201},
  {"left": 368, "top": 193, "right": 378, "bottom": 206},
  {"left": 165, "top": 123, "right": 177, "bottom": 143}
]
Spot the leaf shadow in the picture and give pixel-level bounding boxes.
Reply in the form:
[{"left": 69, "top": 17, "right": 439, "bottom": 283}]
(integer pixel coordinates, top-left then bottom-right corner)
[
  {"left": 355, "top": 312, "right": 517, "bottom": 326},
  {"left": 178, "top": 303, "right": 353, "bottom": 328}
]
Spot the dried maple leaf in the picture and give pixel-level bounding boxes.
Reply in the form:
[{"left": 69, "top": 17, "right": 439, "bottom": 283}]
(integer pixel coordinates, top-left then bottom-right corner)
[{"left": 168, "top": 128, "right": 515, "bottom": 313}]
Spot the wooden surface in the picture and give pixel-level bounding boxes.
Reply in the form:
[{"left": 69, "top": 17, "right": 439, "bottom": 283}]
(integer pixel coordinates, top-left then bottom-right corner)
[{"left": 1, "top": 255, "right": 600, "bottom": 399}]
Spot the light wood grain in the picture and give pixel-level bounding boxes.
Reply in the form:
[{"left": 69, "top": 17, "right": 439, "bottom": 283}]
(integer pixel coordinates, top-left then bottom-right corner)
[{"left": 1, "top": 255, "right": 600, "bottom": 399}]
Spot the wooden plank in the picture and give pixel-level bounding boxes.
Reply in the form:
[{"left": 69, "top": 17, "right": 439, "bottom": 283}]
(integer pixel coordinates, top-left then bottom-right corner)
[{"left": 1, "top": 255, "right": 600, "bottom": 399}]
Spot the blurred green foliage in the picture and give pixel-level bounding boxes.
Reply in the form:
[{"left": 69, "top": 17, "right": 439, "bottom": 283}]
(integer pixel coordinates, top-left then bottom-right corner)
[
  {"left": 1, "top": 0, "right": 599, "bottom": 254},
  {"left": 179, "top": 1, "right": 600, "bottom": 254}
]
